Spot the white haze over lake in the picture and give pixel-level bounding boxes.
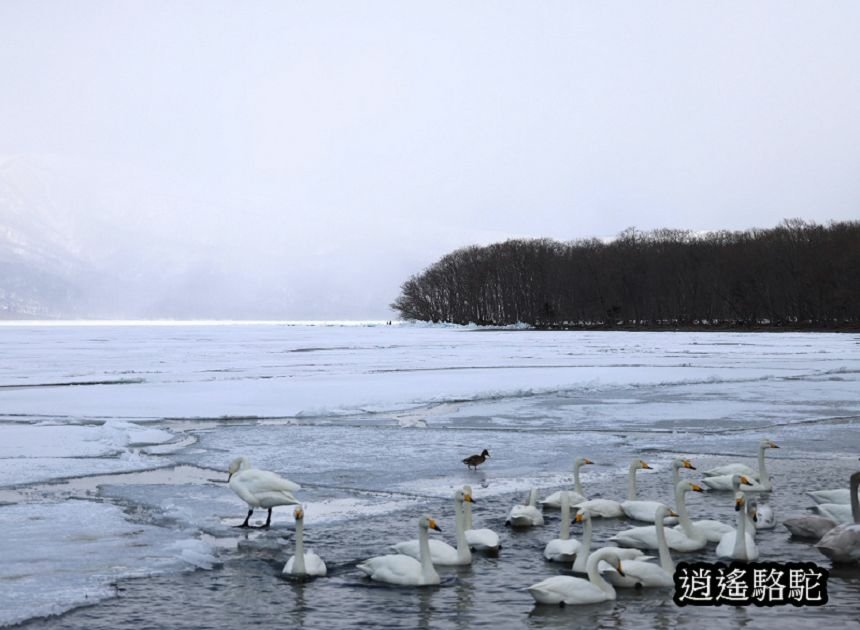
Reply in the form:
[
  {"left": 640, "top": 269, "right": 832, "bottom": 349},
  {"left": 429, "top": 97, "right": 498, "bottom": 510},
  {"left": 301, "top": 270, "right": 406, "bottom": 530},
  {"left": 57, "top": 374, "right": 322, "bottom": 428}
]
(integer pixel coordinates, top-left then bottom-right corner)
[{"left": 1, "top": 2, "right": 859, "bottom": 318}]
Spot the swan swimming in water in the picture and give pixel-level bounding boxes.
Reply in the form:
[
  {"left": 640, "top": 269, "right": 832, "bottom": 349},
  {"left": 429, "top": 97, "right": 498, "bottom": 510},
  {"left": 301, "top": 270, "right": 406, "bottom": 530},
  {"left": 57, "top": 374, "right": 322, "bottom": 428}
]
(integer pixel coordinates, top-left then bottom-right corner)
[
  {"left": 527, "top": 547, "right": 625, "bottom": 606},
  {"left": 543, "top": 491, "right": 581, "bottom": 562},
  {"left": 702, "top": 440, "right": 778, "bottom": 492},
  {"left": 603, "top": 505, "right": 677, "bottom": 588},
  {"left": 540, "top": 458, "right": 593, "bottom": 508},
  {"left": 716, "top": 490, "right": 759, "bottom": 562},
  {"left": 816, "top": 471, "right": 860, "bottom": 564},
  {"left": 507, "top": 489, "right": 544, "bottom": 528},
  {"left": 463, "top": 484, "right": 501, "bottom": 553},
  {"left": 393, "top": 488, "right": 473, "bottom": 565},
  {"left": 570, "top": 509, "right": 650, "bottom": 574},
  {"left": 612, "top": 481, "right": 707, "bottom": 551},
  {"left": 621, "top": 458, "right": 690, "bottom": 523},
  {"left": 574, "top": 460, "right": 650, "bottom": 519},
  {"left": 282, "top": 506, "right": 326, "bottom": 577},
  {"left": 358, "top": 515, "right": 442, "bottom": 586},
  {"left": 227, "top": 456, "right": 301, "bottom": 528}
]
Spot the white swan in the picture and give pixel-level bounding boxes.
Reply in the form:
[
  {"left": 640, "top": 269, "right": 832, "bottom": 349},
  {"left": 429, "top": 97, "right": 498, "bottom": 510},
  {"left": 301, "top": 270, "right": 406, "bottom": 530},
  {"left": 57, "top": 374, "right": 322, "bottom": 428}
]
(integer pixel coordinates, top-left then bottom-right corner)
[
  {"left": 394, "top": 488, "right": 473, "bottom": 565},
  {"left": 749, "top": 499, "right": 775, "bottom": 530},
  {"left": 570, "top": 509, "right": 650, "bottom": 574},
  {"left": 716, "top": 492, "right": 759, "bottom": 562},
  {"left": 812, "top": 502, "right": 855, "bottom": 524},
  {"left": 463, "top": 484, "right": 500, "bottom": 553},
  {"left": 611, "top": 481, "right": 707, "bottom": 551},
  {"left": 621, "top": 458, "right": 692, "bottom": 523},
  {"left": 543, "top": 491, "right": 581, "bottom": 562},
  {"left": 784, "top": 514, "right": 837, "bottom": 540},
  {"left": 816, "top": 471, "right": 860, "bottom": 564},
  {"left": 808, "top": 488, "right": 857, "bottom": 505},
  {"left": 676, "top": 474, "right": 751, "bottom": 542},
  {"left": 227, "top": 456, "right": 301, "bottom": 528},
  {"left": 540, "top": 458, "right": 593, "bottom": 508},
  {"left": 282, "top": 506, "right": 326, "bottom": 577},
  {"left": 357, "top": 515, "right": 441, "bottom": 586},
  {"left": 527, "top": 547, "right": 624, "bottom": 606},
  {"left": 604, "top": 506, "right": 677, "bottom": 588},
  {"left": 507, "top": 488, "right": 545, "bottom": 528},
  {"left": 574, "top": 460, "right": 649, "bottom": 519},
  {"left": 702, "top": 440, "right": 778, "bottom": 491}
]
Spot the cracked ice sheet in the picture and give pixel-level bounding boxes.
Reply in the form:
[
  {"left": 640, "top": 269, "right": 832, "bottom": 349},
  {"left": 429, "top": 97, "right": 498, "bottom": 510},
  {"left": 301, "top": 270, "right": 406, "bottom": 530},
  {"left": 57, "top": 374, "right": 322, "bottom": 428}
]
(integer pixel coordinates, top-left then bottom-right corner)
[{"left": 0, "top": 501, "right": 216, "bottom": 627}]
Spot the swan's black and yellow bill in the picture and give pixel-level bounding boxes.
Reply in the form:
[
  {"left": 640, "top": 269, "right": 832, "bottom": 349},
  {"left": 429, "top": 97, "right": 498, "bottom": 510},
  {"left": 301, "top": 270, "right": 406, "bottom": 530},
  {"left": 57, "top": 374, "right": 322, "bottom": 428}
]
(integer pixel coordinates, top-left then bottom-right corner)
[
  {"left": 428, "top": 517, "right": 442, "bottom": 532},
  {"left": 682, "top": 459, "right": 696, "bottom": 470}
]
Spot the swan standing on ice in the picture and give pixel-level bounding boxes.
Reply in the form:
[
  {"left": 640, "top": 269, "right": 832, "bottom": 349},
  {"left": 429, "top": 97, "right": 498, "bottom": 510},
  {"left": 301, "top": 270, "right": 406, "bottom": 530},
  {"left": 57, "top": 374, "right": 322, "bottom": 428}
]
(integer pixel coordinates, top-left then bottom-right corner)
[
  {"left": 702, "top": 440, "right": 779, "bottom": 491},
  {"left": 393, "top": 488, "right": 474, "bottom": 565},
  {"left": 540, "top": 458, "right": 593, "bottom": 508},
  {"left": 357, "top": 516, "right": 442, "bottom": 586},
  {"left": 816, "top": 471, "right": 860, "bottom": 564},
  {"left": 463, "top": 484, "right": 500, "bottom": 553},
  {"left": 716, "top": 490, "right": 759, "bottom": 562},
  {"left": 227, "top": 457, "right": 301, "bottom": 528},
  {"left": 282, "top": 506, "right": 326, "bottom": 577},
  {"left": 621, "top": 458, "right": 684, "bottom": 523},
  {"left": 507, "top": 489, "right": 545, "bottom": 528},
  {"left": 527, "top": 547, "right": 625, "bottom": 606},
  {"left": 543, "top": 491, "right": 580, "bottom": 562},
  {"left": 611, "top": 481, "right": 707, "bottom": 551},
  {"left": 603, "top": 505, "right": 678, "bottom": 588}
]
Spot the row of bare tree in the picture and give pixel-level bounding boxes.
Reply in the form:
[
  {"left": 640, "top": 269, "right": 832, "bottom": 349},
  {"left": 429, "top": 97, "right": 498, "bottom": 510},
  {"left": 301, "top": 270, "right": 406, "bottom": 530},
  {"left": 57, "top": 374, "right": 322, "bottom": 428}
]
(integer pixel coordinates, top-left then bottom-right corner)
[{"left": 391, "top": 220, "right": 860, "bottom": 328}]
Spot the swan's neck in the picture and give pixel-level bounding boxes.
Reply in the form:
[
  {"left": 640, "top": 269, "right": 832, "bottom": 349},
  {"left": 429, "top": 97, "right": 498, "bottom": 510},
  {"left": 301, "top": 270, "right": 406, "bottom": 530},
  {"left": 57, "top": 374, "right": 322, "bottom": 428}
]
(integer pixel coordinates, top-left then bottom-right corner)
[
  {"left": 758, "top": 445, "right": 770, "bottom": 485},
  {"left": 627, "top": 461, "right": 639, "bottom": 501},
  {"left": 294, "top": 518, "right": 306, "bottom": 574},
  {"left": 586, "top": 550, "right": 617, "bottom": 597},
  {"left": 675, "top": 484, "right": 695, "bottom": 538},
  {"left": 573, "top": 514, "right": 592, "bottom": 573},
  {"left": 454, "top": 499, "right": 471, "bottom": 562},
  {"left": 733, "top": 500, "right": 748, "bottom": 560},
  {"left": 560, "top": 492, "right": 571, "bottom": 539},
  {"left": 418, "top": 524, "right": 437, "bottom": 581},
  {"left": 672, "top": 463, "right": 680, "bottom": 488},
  {"left": 850, "top": 472, "right": 860, "bottom": 524},
  {"left": 573, "top": 461, "right": 584, "bottom": 496},
  {"left": 655, "top": 513, "right": 674, "bottom": 574},
  {"left": 464, "top": 499, "right": 473, "bottom": 530},
  {"left": 528, "top": 489, "right": 538, "bottom": 507}
]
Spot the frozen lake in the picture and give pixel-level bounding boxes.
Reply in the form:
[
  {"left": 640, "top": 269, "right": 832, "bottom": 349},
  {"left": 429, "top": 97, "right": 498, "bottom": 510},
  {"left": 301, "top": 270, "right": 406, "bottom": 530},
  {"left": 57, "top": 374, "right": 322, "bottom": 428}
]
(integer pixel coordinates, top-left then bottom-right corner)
[{"left": 1, "top": 323, "right": 859, "bottom": 628}]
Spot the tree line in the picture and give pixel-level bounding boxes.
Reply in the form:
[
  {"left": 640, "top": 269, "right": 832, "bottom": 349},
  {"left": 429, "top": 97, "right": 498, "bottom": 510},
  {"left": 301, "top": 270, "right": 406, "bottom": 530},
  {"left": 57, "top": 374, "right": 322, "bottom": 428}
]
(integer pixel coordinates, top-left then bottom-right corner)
[{"left": 391, "top": 220, "right": 860, "bottom": 329}]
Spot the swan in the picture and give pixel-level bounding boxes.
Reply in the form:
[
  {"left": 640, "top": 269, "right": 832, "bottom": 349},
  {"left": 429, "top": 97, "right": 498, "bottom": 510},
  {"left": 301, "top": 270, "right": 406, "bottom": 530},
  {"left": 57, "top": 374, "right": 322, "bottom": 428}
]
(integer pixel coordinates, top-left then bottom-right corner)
[
  {"left": 570, "top": 509, "right": 650, "bottom": 574},
  {"left": 676, "top": 474, "right": 752, "bottom": 542},
  {"left": 527, "top": 547, "right": 625, "bottom": 606},
  {"left": 702, "top": 440, "right": 778, "bottom": 491},
  {"left": 815, "top": 471, "right": 860, "bottom": 564},
  {"left": 540, "top": 458, "right": 593, "bottom": 508},
  {"left": 611, "top": 481, "right": 707, "bottom": 551},
  {"left": 716, "top": 492, "right": 759, "bottom": 561},
  {"left": 749, "top": 499, "right": 775, "bottom": 529},
  {"left": 394, "top": 488, "right": 473, "bottom": 565},
  {"left": 812, "top": 502, "right": 855, "bottom": 524},
  {"left": 507, "top": 489, "right": 545, "bottom": 528},
  {"left": 463, "top": 484, "right": 500, "bottom": 553},
  {"left": 573, "top": 460, "right": 650, "bottom": 519},
  {"left": 543, "top": 491, "right": 581, "bottom": 562},
  {"left": 784, "top": 514, "right": 837, "bottom": 540},
  {"left": 357, "top": 515, "right": 441, "bottom": 586},
  {"left": 227, "top": 456, "right": 301, "bottom": 528},
  {"left": 282, "top": 506, "right": 326, "bottom": 577},
  {"left": 603, "top": 506, "right": 677, "bottom": 588},
  {"left": 808, "top": 488, "right": 856, "bottom": 505},
  {"left": 621, "top": 458, "right": 692, "bottom": 523}
]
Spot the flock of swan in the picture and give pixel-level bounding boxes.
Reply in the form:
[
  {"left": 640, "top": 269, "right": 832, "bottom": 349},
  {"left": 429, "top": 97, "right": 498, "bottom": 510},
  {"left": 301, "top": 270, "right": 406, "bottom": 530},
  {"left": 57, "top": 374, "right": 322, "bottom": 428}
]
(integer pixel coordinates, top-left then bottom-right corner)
[{"left": 226, "top": 442, "right": 860, "bottom": 606}]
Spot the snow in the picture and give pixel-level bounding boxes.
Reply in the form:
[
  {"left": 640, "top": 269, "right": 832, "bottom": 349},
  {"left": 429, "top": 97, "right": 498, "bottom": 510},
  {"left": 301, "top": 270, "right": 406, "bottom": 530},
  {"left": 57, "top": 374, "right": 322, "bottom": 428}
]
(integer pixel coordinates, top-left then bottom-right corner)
[{"left": 0, "top": 323, "right": 858, "bottom": 625}]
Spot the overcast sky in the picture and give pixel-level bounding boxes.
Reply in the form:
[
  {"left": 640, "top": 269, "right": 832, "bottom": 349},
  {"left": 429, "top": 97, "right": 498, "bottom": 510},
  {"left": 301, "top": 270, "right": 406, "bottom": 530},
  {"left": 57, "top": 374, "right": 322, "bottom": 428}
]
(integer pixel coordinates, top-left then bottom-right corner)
[{"left": 1, "top": 1, "right": 859, "bottom": 318}]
